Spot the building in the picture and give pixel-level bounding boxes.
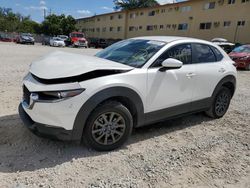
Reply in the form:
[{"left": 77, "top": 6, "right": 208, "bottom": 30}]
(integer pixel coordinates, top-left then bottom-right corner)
[{"left": 76, "top": 0, "right": 250, "bottom": 43}]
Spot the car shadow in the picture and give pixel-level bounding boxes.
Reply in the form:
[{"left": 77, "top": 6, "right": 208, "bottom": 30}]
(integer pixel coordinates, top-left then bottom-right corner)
[{"left": 0, "top": 112, "right": 212, "bottom": 173}]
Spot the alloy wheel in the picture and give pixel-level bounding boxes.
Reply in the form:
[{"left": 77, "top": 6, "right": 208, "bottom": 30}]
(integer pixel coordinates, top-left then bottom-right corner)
[
  {"left": 215, "top": 91, "right": 230, "bottom": 116},
  {"left": 91, "top": 112, "right": 126, "bottom": 145}
]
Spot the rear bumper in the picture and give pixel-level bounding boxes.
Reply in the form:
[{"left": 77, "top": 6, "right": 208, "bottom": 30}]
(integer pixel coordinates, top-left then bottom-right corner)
[{"left": 18, "top": 103, "right": 73, "bottom": 141}]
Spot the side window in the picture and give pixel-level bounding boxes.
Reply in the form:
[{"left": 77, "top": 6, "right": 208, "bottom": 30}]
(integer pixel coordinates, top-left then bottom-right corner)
[
  {"left": 211, "top": 46, "right": 224, "bottom": 61},
  {"left": 152, "top": 44, "right": 192, "bottom": 67},
  {"left": 192, "top": 43, "right": 216, "bottom": 63}
]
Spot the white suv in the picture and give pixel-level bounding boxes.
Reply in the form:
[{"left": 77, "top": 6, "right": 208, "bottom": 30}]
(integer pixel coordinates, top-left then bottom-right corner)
[{"left": 19, "top": 36, "right": 237, "bottom": 151}]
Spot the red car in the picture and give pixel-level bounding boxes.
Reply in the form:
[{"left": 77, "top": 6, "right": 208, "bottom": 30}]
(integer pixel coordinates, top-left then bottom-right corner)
[
  {"left": 229, "top": 45, "right": 250, "bottom": 70},
  {"left": 69, "top": 32, "right": 88, "bottom": 48}
]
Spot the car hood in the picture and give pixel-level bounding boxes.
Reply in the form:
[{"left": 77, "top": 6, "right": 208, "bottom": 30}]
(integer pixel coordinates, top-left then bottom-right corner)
[
  {"left": 30, "top": 51, "right": 133, "bottom": 80},
  {"left": 229, "top": 52, "right": 250, "bottom": 57}
]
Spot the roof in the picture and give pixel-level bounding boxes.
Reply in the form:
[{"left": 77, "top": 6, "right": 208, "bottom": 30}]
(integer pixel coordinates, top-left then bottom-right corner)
[
  {"left": 132, "top": 36, "right": 199, "bottom": 43},
  {"left": 76, "top": 0, "right": 194, "bottom": 20}
]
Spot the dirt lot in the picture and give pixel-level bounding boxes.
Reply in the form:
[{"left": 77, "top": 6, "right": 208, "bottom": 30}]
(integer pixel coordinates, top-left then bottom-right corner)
[{"left": 0, "top": 42, "right": 249, "bottom": 188}]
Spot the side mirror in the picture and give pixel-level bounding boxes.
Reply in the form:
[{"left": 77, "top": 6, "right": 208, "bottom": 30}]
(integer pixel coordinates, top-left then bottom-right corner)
[{"left": 160, "top": 58, "right": 183, "bottom": 71}]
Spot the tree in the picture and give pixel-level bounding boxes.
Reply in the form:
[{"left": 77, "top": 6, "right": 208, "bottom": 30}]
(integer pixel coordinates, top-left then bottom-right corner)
[
  {"left": 113, "top": 0, "right": 159, "bottom": 10},
  {"left": 40, "top": 14, "right": 76, "bottom": 36},
  {"left": 0, "top": 7, "right": 39, "bottom": 33}
]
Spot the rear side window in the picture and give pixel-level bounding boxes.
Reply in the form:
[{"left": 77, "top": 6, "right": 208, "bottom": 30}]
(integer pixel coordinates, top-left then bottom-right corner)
[
  {"left": 192, "top": 44, "right": 216, "bottom": 63},
  {"left": 152, "top": 43, "right": 192, "bottom": 67},
  {"left": 211, "top": 46, "right": 224, "bottom": 61}
]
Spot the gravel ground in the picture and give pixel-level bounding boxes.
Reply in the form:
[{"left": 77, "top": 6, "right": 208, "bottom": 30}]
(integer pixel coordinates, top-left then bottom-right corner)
[{"left": 0, "top": 42, "right": 249, "bottom": 188}]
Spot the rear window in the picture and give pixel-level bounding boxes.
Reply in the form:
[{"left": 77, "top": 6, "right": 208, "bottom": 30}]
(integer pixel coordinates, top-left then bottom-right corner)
[
  {"left": 211, "top": 46, "right": 224, "bottom": 61},
  {"left": 192, "top": 44, "right": 216, "bottom": 63}
]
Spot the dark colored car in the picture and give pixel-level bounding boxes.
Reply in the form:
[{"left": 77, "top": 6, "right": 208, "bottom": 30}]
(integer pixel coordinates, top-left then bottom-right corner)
[
  {"left": 41, "top": 36, "right": 52, "bottom": 46},
  {"left": 229, "top": 45, "right": 250, "bottom": 70},
  {"left": 88, "top": 38, "right": 122, "bottom": 49},
  {"left": 16, "top": 33, "right": 35, "bottom": 45}
]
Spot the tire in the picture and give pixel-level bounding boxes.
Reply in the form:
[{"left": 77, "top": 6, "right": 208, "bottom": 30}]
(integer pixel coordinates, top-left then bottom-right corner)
[
  {"left": 246, "top": 64, "right": 250, "bottom": 71},
  {"left": 205, "top": 86, "right": 232, "bottom": 118},
  {"left": 83, "top": 101, "right": 133, "bottom": 151}
]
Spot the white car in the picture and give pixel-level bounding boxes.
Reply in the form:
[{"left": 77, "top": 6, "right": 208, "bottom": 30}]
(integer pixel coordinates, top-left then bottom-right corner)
[
  {"left": 19, "top": 36, "right": 237, "bottom": 151},
  {"left": 49, "top": 37, "right": 65, "bottom": 47}
]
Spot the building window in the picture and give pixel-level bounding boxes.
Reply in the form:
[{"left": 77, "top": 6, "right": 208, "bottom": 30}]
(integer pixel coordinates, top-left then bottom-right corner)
[
  {"left": 118, "top": 14, "right": 123, "bottom": 19},
  {"left": 166, "top": 24, "right": 171, "bottom": 29},
  {"left": 204, "top": 2, "right": 216, "bottom": 9},
  {"left": 160, "top": 25, "right": 164, "bottom": 30},
  {"left": 129, "top": 26, "right": 135, "bottom": 31},
  {"left": 224, "top": 21, "right": 231, "bottom": 27},
  {"left": 147, "top": 25, "right": 154, "bottom": 31},
  {"left": 117, "top": 26, "right": 122, "bottom": 32},
  {"left": 130, "top": 13, "right": 136, "bottom": 19},
  {"left": 97, "top": 18, "right": 100, "bottom": 22},
  {"left": 102, "top": 27, "right": 106, "bottom": 32},
  {"left": 148, "top": 10, "right": 155, "bottom": 16},
  {"left": 96, "top": 28, "right": 100, "bottom": 32},
  {"left": 237, "top": 20, "right": 245, "bottom": 26},
  {"left": 110, "top": 16, "right": 113, "bottom": 20},
  {"left": 178, "top": 23, "right": 188, "bottom": 30},
  {"left": 228, "top": 0, "right": 235, "bottom": 4},
  {"left": 139, "top": 26, "right": 143, "bottom": 30},
  {"left": 181, "top": 6, "right": 191, "bottom": 12},
  {"left": 161, "top": 9, "right": 166, "bottom": 13},
  {"left": 200, "top": 22, "right": 212, "bottom": 30},
  {"left": 140, "top": 12, "right": 144, "bottom": 16},
  {"left": 110, "top": 27, "right": 113, "bottom": 32},
  {"left": 242, "top": 0, "right": 249, "bottom": 2}
]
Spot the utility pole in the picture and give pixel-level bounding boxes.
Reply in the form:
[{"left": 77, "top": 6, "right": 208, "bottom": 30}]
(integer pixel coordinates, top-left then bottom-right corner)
[{"left": 43, "top": 8, "right": 46, "bottom": 19}]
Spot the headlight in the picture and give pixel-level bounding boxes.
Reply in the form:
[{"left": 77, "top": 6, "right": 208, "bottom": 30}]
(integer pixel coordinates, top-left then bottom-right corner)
[
  {"left": 36, "top": 89, "right": 85, "bottom": 101},
  {"left": 239, "top": 56, "right": 250, "bottom": 60}
]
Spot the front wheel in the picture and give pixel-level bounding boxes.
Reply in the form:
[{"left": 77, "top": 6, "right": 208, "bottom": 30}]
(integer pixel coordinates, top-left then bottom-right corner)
[
  {"left": 205, "top": 87, "right": 232, "bottom": 118},
  {"left": 83, "top": 101, "right": 133, "bottom": 151}
]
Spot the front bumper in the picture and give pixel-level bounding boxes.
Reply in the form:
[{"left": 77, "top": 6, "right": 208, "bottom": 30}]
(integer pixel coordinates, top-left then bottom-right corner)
[
  {"left": 18, "top": 103, "right": 73, "bottom": 141},
  {"left": 235, "top": 61, "right": 249, "bottom": 69}
]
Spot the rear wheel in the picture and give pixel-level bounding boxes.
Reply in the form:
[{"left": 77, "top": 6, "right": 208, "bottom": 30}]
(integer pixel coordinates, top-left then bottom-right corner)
[
  {"left": 246, "top": 64, "right": 250, "bottom": 71},
  {"left": 83, "top": 101, "right": 133, "bottom": 151},
  {"left": 205, "top": 87, "right": 232, "bottom": 118}
]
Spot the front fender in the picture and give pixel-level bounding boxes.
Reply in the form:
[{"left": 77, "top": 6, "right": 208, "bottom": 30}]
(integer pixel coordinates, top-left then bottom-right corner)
[{"left": 71, "top": 86, "right": 145, "bottom": 141}]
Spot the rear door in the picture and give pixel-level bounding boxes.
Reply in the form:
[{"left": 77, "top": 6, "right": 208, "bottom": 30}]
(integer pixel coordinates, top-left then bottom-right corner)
[{"left": 191, "top": 43, "right": 226, "bottom": 103}]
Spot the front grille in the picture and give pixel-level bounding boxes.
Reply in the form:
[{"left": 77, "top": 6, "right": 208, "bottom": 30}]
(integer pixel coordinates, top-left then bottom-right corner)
[{"left": 23, "top": 85, "right": 31, "bottom": 105}]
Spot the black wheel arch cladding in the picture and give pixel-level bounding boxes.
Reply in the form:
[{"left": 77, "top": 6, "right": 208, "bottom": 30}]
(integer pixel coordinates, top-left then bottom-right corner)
[
  {"left": 212, "top": 75, "right": 236, "bottom": 98},
  {"left": 71, "top": 86, "right": 144, "bottom": 141}
]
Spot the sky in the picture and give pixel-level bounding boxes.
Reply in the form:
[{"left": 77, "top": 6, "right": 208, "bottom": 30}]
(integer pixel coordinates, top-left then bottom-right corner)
[{"left": 0, "top": 0, "right": 180, "bottom": 22}]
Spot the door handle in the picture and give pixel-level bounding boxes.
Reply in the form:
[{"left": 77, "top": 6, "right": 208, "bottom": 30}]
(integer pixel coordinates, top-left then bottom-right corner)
[
  {"left": 218, "top": 68, "right": 226, "bottom": 73},
  {"left": 186, "top": 72, "right": 196, "bottom": 78}
]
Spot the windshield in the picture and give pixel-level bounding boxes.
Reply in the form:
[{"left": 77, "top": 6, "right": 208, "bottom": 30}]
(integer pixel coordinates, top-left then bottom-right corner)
[
  {"left": 71, "top": 33, "right": 84, "bottom": 38},
  {"left": 22, "top": 33, "right": 32, "bottom": 37},
  {"left": 95, "top": 39, "right": 166, "bottom": 68},
  {"left": 232, "top": 45, "right": 250, "bottom": 53},
  {"left": 53, "top": 37, "right": 63, "bottom": 41}
]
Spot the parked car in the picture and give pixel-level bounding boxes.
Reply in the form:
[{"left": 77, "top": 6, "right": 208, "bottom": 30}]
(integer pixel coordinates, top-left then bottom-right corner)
[
  {"left": 69, "top": 32, "right": 88, "bottom": 48},
  {"left": 211, "top": 38, "right": 235, "bottom": 53},
  {"left": 89, "top": 38, "right": 122, "bottom": 49},
  {"left": 49, "top": 37, "right": 65, "bottom": 47},
  {"left": 88, "top": 38, "right": 108, "bottom": 48},
  {"left": 229, "top": 45, "right": 250, "bottom": 70},
  {"left": 57, "top": 35, "right": 69, "bottom": 41},
  {"left": 42, "top": 36, "right": 52, "bottom": 46},
  {"left": 19, "top": 36, "right": 236, "bottom": 151},
  {"left": 16, "top": 33, "right": 35, "bottom": 45},
  {"left": 0, "top": 34, "right": 12, "bottom": 42}
]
